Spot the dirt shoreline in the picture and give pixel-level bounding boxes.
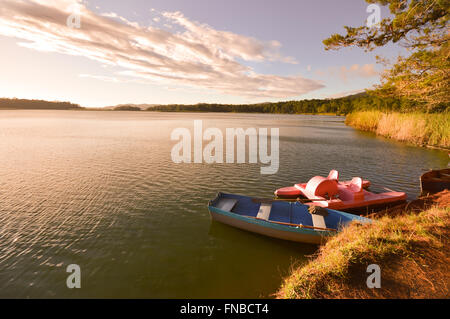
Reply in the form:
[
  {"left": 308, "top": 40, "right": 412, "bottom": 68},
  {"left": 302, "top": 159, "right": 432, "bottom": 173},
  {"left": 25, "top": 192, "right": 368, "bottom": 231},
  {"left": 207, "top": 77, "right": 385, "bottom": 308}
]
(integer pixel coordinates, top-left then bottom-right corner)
[{"left": 276, "top": 190, "right": 450, "bottom": 299}]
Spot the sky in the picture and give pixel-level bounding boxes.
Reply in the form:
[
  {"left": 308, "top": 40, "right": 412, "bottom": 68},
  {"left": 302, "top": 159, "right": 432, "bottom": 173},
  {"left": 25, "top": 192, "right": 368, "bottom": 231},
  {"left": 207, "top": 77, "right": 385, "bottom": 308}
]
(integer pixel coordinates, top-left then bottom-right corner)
[{"left": 0, "top": 0, "right": 407, "bottom": 107}]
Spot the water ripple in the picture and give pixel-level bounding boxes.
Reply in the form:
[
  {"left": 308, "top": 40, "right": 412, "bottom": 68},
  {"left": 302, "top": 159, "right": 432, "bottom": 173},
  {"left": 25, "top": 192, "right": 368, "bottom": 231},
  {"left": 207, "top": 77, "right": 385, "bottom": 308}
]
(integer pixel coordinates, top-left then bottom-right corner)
[{"left": 0, "top": 110, "right": 447, "bottom": 298}]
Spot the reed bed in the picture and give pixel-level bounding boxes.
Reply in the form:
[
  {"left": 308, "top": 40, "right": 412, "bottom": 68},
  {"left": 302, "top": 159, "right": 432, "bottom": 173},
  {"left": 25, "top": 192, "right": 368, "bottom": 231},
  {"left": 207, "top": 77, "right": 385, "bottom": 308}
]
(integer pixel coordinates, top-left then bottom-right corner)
[{"left": 345, "top": 111, "right": 450, "bottom": 149}]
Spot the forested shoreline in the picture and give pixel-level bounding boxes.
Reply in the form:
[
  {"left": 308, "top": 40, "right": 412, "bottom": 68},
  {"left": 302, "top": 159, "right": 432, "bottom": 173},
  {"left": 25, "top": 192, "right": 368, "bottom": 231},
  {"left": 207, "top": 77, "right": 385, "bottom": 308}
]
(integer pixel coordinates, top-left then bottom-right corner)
[
  {"left": 0, "top": 98, "right": 83, "bottom": 110},
  {"left": 146, "top": 93, "right": 437, "bottom": 114},
  {"left": 2, "top": 92, "right": 446, "bottom": 115}
]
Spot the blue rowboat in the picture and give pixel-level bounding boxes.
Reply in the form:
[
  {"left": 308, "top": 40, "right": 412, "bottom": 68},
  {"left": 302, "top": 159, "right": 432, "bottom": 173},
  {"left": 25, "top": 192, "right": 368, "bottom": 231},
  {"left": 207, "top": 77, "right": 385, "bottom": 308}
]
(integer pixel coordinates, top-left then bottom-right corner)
[{"left": 208, "top": 192, "right": 371, "bottom": 244}]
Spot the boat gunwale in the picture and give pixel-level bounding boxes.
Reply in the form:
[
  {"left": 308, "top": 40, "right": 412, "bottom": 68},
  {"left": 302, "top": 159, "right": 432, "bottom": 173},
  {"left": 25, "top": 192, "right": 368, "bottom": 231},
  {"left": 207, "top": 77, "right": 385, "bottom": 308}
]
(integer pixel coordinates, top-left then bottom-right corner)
[
  {"left": 207, "top": 202, "right": 334, "bottom": 237},
  {"left": 208, "top": 192, "right": 371, "bottom": 234}
]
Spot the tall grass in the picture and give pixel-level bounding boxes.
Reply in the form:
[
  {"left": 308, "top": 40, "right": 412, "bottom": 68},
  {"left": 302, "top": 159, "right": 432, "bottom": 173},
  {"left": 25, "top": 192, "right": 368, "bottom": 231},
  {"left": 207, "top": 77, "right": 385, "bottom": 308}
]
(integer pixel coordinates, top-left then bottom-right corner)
[{"left": 345, "top": 111, "right": 450, "bottom": 148}]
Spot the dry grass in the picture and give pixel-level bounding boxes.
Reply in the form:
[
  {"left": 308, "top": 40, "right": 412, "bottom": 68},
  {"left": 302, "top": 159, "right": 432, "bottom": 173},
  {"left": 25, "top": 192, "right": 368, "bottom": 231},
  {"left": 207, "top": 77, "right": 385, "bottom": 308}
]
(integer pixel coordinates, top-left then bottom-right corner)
[
  {"left": 345, "top": 111, "right": 384, "bottom": 131},
  {"left": 276, "top": 196, "right": 450, "bottom": 299},
  {"left": 345, "top": 111, "right": 450, "bottom": 148}
]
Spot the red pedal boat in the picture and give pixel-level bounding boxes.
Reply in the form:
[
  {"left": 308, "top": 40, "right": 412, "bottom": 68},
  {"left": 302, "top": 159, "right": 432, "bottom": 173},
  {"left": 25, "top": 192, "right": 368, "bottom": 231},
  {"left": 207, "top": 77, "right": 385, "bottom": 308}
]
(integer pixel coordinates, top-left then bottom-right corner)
[
  {"left": 275, "top": 170, "right": 406, "bottom": 213},
  {"left": 275, "top": 170, "right": 370, "bottom": 198}
]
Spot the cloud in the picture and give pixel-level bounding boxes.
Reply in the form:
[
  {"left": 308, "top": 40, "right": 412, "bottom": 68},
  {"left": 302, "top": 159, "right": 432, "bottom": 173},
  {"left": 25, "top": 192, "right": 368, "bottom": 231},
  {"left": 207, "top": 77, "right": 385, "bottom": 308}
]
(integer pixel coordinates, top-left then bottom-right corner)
[
  {"left": 0, "top": 0, "right": 324, "bottom": 99},
  {"left": 315, "top": 64, "right": 378, "bottom": 82},
  {"left": 79, "top": 73, "right": 127, "bottom": 83},
  {"left": 161, "top": 11, "right": 298, "bottom": 64}
]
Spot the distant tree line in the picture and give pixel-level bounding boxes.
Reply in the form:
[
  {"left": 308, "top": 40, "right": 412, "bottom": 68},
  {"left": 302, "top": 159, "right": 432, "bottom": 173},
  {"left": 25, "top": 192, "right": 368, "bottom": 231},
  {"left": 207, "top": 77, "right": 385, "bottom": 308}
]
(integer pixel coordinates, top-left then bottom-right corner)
[
  {"left": 2, "top": 93, "right": 446, "bottom": 114},
  {"left": 112, "top": 105, "right": 141, "bottom": 111},
  {"left": 0, "top": 98, "right": 83, "bottom": 110},
  {"left": 147, "top": 93, "right": 442, "bottom": 115}
]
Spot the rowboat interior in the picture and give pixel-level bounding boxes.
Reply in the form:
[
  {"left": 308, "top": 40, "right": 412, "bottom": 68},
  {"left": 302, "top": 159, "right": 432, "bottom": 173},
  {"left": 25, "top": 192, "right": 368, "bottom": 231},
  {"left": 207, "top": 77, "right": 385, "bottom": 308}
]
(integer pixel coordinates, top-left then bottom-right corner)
[
  {"left": 209, "top": 192, "right": 369, "bottom": 232},
  {"left": 420, "top": 168, "right": 450, "bottom": 194}
]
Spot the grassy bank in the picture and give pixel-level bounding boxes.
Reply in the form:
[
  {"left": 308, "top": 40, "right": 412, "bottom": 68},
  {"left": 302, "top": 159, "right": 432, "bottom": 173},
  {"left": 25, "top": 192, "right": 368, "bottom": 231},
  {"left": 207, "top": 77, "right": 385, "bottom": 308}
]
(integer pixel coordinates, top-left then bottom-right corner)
[
  {"left": 276, "top": 191, "right": 449, "bottom": 299},
  {"left": 345, "top": 111, "right": 450, "bottom": 149}
]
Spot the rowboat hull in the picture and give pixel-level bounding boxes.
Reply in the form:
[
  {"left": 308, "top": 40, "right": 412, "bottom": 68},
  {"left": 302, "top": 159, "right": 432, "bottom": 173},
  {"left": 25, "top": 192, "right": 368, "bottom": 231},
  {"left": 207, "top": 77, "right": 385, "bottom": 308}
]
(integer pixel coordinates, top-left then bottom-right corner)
[
  {"left": 208, "top": 192, "right": 371, "bottom": 244},
  {"left": 209, "top": 206, "right": 328, "bottom": 244},
  {"left": 420, "top": 168, "right": 450, "bottom": 194}
]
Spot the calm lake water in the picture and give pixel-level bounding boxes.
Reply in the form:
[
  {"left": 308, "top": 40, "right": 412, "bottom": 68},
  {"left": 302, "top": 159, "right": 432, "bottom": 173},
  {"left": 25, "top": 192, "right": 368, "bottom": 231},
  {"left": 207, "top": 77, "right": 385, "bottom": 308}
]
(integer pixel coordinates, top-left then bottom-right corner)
[{"left": 0, "top": 110, "right": 447, "bottom": 298}]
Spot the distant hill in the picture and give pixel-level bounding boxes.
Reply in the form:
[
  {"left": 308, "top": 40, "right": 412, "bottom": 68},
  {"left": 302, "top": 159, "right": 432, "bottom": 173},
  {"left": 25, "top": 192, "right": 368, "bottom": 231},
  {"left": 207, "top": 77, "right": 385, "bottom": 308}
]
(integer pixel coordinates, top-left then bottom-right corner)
[
  {"left": 0, "top": 98, "right": 83, "bottom": 110},
  {"left": 341, "top": 91, "right": 367, "bottom": 100}
]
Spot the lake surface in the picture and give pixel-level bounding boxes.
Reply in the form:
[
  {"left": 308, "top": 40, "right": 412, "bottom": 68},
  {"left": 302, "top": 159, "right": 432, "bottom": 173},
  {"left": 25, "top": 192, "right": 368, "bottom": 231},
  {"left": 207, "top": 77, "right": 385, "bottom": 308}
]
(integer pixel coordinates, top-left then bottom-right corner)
[{"left": 0, "top": 110, "right": 447, "bottom": 298}]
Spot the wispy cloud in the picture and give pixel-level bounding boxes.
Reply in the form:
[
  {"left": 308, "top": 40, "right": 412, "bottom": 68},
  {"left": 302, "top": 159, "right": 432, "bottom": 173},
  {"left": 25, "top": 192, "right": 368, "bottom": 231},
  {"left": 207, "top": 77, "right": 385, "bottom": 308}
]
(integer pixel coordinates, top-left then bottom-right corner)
[
  {"left": 315, "top": 64, "right": 378, "bottom": 82},
  {"left": 0, "top": 0, "right": 324, "bottom": 99}
]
